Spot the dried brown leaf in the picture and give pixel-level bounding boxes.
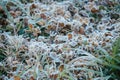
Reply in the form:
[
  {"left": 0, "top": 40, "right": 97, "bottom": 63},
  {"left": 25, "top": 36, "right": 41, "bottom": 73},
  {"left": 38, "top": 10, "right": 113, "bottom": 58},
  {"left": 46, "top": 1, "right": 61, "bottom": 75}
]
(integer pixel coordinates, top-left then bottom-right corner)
[
  {"left": 79, "top": 27, "right": 85, "bottom": 35},
  {"left": 30, "top": 76, "right": 35, "bottom": 80},
  {"left": 28, "top": 24, "right": 33, "bottom": 30},
  {"left": 40, "top": 13, "right": 47, "bottom": 19},
  {"left": 14, "top": 76, "right": 20, "bottom": 80},
  {"left": 59, "top": 23, "right": 64, "bottom": 27},
  {"left": 91, "top": 7, "right": 99, "bottom": 13},
  {"left": 59, "top": 64, "right": 64, "bottom": 72},
  {"left": 68, "top": 33, "right": 72, "bottom": 39}
]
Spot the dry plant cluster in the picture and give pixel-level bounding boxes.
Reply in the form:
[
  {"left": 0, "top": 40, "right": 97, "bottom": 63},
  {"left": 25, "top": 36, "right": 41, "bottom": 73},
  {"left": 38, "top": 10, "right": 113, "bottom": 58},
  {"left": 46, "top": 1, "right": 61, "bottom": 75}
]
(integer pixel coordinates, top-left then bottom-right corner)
[{"left": 0, "top": 0, "right": 120, "bottom": 80}]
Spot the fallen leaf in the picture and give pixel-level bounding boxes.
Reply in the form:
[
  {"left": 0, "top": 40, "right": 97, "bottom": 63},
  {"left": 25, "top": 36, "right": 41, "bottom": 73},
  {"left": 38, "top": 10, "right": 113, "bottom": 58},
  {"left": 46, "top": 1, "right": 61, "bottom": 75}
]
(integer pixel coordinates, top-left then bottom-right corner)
[
  {"left": 79, "top": 27, "right": 85, "bottom": 35},
  {"left": 0, "top": 6, "right": 2, "bottom": 11},
  {"left": 49, "top": 73, "right": 58, "bottom": 79},
  {"left": 91, "top": 7, "right": 99, "bottom": 13},
  {"left": 15, "top": 11, "right": 22, "bottom": 16},
  {"left": 14, "top": 76, "right": 20, "bottom": 80},
  {"left": 59, "top": 64, "right": 64, "bottom": 72},
  {"left": 40, "top": 13, "right": 46, "bottom": 19},
  {"left": 105, "top": 32, "right": 112, "bottom": 36},
  {"left": 28, "top": 24, "right": 33, "bottom": 30},
  {"left": 59, "top": 23, "right": 64, "bottom": 27},
  {"left": 30, "top": 4, "right": 37, "bottom": 10},
  {"left": 30, "top": 76, "right": 35, "bottom": 80},
  {"left": 68, "top": 33, "right": 72, "bottom": 39},
  {"left": 37, "top": 20, "right": 45, "bottom": 26},
  {"left": 10, "top": 11, "right": 16, "bottom": 18}
]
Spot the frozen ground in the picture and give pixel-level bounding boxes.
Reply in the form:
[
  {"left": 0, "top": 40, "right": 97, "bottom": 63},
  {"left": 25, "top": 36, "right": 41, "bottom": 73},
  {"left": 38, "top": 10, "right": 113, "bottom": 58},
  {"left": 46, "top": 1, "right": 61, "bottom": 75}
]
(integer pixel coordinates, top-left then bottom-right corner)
[{"left": 0, "top": 0, "right": 120, "bottom": 80}]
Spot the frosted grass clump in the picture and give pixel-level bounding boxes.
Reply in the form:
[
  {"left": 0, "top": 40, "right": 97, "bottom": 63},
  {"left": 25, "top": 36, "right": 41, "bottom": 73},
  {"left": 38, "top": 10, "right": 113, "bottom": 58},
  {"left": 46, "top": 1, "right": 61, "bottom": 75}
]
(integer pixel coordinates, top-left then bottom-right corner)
[
  {"left": 28, "top": 41, "right": 52, "bottom": 54},
  {"left": 6, "top": 34, "right": 24, "bottom": 51}
]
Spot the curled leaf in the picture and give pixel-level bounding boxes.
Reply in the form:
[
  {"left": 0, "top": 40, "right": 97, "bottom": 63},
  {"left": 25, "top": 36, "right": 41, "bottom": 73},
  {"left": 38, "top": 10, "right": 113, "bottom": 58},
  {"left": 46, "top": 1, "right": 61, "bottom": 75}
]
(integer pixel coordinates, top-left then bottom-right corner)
[
  {"left": 59, "top": 64, "right": 64, "bottom": 72},
  {"left": 14, "top": 76, "right": 20, "bottom": 80},
  {"left": 68, "top": 33, "right": 72, "bottom": 39},
  {"left": 79, "top": 27, "right": 85, "bottom": 35}
]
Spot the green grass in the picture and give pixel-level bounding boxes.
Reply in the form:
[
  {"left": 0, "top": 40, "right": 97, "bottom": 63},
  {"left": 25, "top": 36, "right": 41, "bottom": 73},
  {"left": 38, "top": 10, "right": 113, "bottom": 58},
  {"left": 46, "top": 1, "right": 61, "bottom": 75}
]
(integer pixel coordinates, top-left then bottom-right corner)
[{"left": 97, "top": 37, "right": 120, "bottom": 79}]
